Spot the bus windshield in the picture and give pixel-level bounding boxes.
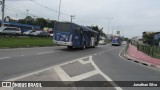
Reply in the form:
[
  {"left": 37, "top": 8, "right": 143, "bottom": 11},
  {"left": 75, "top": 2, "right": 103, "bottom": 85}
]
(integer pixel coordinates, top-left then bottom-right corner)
[{"left": 56, "top": 23, "right": 72, "bottom": 32}]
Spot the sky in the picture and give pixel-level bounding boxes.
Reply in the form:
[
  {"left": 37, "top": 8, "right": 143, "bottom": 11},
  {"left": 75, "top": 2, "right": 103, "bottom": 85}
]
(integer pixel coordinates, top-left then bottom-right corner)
[{"left": 1, "top": 0, "right": 160, "bottom": 38}]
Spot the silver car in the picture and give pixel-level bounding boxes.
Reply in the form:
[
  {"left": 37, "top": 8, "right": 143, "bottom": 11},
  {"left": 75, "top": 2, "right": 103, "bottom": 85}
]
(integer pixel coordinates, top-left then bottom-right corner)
[
  {"left": 23, "top": 30, "right": 35, "bottom": 35},
  {"left": 0, "top": 27, "right": 22, "bottom": 35},
  {"left": 30, "top": 31, "right": 50, "bottom": 37}
]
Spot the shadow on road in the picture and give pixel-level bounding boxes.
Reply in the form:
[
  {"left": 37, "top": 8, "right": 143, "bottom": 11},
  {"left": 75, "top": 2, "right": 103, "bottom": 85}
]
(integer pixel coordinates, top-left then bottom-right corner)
[{"left": 57, "top": 47, "right": 98, "bottom": 52}]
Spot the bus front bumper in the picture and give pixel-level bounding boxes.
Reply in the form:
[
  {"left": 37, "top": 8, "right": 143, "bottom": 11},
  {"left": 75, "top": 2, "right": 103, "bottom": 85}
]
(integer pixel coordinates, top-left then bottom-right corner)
[{"left": 54, "top": 40, "right": 72, "bottom": 46}]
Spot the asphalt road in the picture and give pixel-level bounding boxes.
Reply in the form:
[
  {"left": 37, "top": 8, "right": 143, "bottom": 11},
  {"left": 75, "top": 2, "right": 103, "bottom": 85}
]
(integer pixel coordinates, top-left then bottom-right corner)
[{"left": 0, "top": 45, "right": 160, "bottom": 90}]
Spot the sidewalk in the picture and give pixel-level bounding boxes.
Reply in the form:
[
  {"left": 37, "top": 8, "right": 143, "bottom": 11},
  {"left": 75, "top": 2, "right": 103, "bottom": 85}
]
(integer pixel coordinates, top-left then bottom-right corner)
[{"left": 126, "top": 44, "right": 160, "bottom": 69}]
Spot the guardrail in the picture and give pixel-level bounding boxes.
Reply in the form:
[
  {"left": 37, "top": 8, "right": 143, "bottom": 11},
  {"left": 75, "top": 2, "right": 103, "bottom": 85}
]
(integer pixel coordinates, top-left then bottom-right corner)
[{"left": 137, "top": 44, "right": 160, "bottom": 59}]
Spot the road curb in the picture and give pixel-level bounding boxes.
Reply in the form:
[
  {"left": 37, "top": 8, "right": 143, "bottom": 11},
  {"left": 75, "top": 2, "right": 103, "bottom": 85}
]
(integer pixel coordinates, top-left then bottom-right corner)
[{"left": 124, "top": 47, "right": 160, "bottom": 70}]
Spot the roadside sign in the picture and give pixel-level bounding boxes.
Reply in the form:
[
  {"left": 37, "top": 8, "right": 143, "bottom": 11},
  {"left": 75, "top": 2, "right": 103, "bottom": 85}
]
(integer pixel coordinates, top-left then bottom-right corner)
[{"left": 117, "top": 31, "right": 120, "bottom": 35}]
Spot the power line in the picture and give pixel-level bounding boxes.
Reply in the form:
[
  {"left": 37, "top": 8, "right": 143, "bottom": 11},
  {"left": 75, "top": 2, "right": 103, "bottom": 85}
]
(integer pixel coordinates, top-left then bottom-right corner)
[
  {"left": 4, "top": 0, "right": 84, "bottom": 23},
  {"left": 6, "top": 1, "right": 54, "bottom": 19},
  {"left": 30, "top": 0, "right": 70, "bottom": 16},
  {"left": 5, "top": 5, "right": 40, "bottom": 18}
]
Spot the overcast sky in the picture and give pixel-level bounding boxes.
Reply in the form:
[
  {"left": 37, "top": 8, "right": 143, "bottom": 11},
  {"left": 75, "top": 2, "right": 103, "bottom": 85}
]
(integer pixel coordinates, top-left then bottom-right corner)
[{"left": 2, "top": 0, "right": 160, "bottom": 38}]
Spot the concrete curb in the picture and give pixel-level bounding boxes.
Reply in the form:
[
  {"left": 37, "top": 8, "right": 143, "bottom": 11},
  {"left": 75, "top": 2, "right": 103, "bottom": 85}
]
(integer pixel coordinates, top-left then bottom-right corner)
[{"left": 124, "top": 47, "right": 160, "bottom": 70}]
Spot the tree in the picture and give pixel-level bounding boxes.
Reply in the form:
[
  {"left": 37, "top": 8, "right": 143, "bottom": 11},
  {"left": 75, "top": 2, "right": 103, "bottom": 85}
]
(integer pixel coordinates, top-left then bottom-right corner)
[
  {"left": 143, "top": 32, "right": 155, "bottom": 46},
  {"left": 5, "top": 16, "right": 17, "bottom": 22},
  {"left": 17, "top": 19, "right": 26, "bottom": 24},
  {"left": 88, "top": 25, "right": 107, "bottom": 38},
  {"left": 25, "top": 16, "right": 34, "bottom": 25},
  {"left": 34, "top": 18, "right": 47, "bottom": 29},
  {"left": 4, "top": 16, "right": 11, "bottom": 22}
]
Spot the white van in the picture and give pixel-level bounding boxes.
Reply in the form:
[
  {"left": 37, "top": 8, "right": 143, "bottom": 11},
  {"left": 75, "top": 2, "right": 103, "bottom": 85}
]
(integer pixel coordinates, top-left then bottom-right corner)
[{"left": 0, "top": 27, "right": 22, "bottom": 35}]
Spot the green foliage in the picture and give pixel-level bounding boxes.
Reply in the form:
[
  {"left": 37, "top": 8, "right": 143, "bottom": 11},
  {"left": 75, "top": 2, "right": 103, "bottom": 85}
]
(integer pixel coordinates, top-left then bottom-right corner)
[
  {"left": 142, "top": 32, "right": 155, "bottom": 45},
  {"left": 17, "top": 19, "right": 26, "bottom": 24},
  {"left": 123, "top": 37, "right": 129, "bottom": 41},
  {"left": 88, "top": 25, "right": 107, "bottom": 37},
  {"left": 17, "top": 16, "right": 57, "bottom": 29},
  {"left": 105, "top": 38, "right": 110, "bottom": 43},
  {"left": 34, "top": 18, "right": 47, "bottom": 28}
]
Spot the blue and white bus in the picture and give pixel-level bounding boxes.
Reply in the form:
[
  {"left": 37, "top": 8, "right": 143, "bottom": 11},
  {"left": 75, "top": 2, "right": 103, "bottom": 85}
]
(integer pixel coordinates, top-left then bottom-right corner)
[
  {"left": 111, "top": 36, "right": 122, "bottom": 46},
  {"left": 53, "top": 22, "right": 99, "bottom": 49}
]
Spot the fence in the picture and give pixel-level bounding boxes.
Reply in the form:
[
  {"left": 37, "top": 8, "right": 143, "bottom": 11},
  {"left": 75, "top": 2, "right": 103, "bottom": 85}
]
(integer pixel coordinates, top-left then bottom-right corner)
[{"left": 137, "top": 44, "right": 160, "bottom": 59}]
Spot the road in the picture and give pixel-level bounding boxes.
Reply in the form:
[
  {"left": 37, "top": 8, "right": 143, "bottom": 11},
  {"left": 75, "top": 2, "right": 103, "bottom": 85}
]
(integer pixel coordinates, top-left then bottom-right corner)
[{"left": 0, "top": 45, "right": 160, "bottom": 90}]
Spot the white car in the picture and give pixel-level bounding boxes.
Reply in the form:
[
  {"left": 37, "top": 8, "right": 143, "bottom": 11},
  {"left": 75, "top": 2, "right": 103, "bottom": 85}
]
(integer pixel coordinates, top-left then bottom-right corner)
[
  {"left": 30, "top": 31, "right": 50, "bottom": 37},
  {"left": 23, "top": 30, "right": 35, "bottom": 35},
  {"left": 0, "top": 27, "right": 21, "bottom": 35},
  {"left": 99, "top": 40, "right": 106, "bottom": 45},
  {"left": 122, "top": 41, "right": 127, "bottom": 45}
]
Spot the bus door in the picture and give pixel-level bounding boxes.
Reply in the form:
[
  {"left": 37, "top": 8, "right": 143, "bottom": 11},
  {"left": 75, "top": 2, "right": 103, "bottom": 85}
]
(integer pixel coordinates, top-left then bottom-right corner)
[
  {"left": 90, "top": 32, "right": 95, "bottom": 46},
  {"left": 73, "top": 27, "right": 83, "bottom": 47}
]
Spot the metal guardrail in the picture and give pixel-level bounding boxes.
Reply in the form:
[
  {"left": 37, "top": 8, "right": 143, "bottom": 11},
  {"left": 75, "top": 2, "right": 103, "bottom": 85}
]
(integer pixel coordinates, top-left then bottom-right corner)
[{"left": 137, "top": 44, "right": 160, "bottom": 59}]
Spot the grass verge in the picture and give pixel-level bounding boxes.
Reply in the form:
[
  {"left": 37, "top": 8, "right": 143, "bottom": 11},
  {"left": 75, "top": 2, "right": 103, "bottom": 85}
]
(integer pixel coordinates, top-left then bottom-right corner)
[{"left": 0, "top": 36, "right": 54, "bottom": 48}]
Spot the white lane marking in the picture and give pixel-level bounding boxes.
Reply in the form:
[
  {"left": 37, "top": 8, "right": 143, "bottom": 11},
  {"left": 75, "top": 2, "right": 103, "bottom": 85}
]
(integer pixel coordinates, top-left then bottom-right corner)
[
  {"left": 78, "top": 59, "right": 90, "bottom": 64},
  {"left": 0, "top": 87, "right": 13, "bottom": 90},
  {"left": 5, "top": 46, "right": 121, "bottom": 83},
  {"left": 0, "top": 47, "right": 54, "bottom": 50},
  {"left": 93, "top": 54, "right": 97, "bottom": 55},
  {"left": 55, "top": 56, "right": 91, "bottom": 67},
  {"left": 36, "top": 51, "right": 54, "bottom": 55},
  {"left": 89, "top": 56, "right": 123, "bottom": 90},
  {"left": 20, "top": 55, "right": 24, "bottom": 56},
  {"left": 0, "top": 57, "right": 10, "bottom": 60},
  {"left": 55, "top": 56, "right": 123, "bottom": 90},
  {"left": 72, "top": 70, "right": 99, "bottom": 81},
  {"left": 6, "top": 56, "right": 88, "bottom": 81},
  {"left": 6, "top": 66, "right": 54, "bottom": 81},
  {"left": 54, "top": 67, "right": 72, "bottom": 81}
]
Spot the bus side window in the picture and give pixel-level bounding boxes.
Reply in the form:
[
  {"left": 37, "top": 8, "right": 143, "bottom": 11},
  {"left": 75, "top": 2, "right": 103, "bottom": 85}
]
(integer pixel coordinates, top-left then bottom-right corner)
[
  {"left": 80, "top": 28, "right": 83, "bottom": 34},
  {"left": 75, "top": 27, "right": 81, "bottom": 34}
]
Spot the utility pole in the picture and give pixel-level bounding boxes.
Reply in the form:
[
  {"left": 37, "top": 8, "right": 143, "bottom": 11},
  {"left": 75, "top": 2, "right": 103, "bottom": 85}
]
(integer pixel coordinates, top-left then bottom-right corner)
[
  {"left": 112, "top": 26, "right": 114, "bottom": 36},
  {"left": 26, "top": 9, "right": 29, "bottom": 16},
  {"left": 26, "top": 9, "right": 29, "bottom": 24},
  {"left": 70, "top": 15, "right": 75, "bottom": 23},
  {"left": 106, "top": 18, "right": 113, "bottom": 36},
  {"left": 15, "top": 14, "right": 18, "bottom": 20},
  {"left": 58, "top": 0, "right": 61, "bottom": 21},
  {"left": 1, "top": 0, "right": 5, "bottom": 26}
]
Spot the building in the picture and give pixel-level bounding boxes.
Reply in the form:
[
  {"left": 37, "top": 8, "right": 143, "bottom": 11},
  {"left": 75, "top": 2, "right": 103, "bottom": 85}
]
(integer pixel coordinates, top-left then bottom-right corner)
[{"left": 154, "top": 32, "right": 160, "bottom": 46}]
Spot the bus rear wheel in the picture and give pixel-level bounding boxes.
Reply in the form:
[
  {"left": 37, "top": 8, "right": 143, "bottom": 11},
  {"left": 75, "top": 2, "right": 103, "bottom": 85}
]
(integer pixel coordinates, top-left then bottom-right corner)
[
  {"left": 82, "top": 43, "right": 86, "bottom": 50},
  {"left": 67, "top": 46, "right": 73, "bottom": 49}
]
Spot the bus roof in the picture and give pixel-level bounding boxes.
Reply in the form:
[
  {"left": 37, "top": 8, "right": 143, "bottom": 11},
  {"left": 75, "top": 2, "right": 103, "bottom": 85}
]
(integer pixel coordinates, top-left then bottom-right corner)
[
  {"left": 56, "top": 22, "right": 99, "bottom": 34},
  {"left": 81, "top": 26, "right": 99, "bottom": 33}
]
